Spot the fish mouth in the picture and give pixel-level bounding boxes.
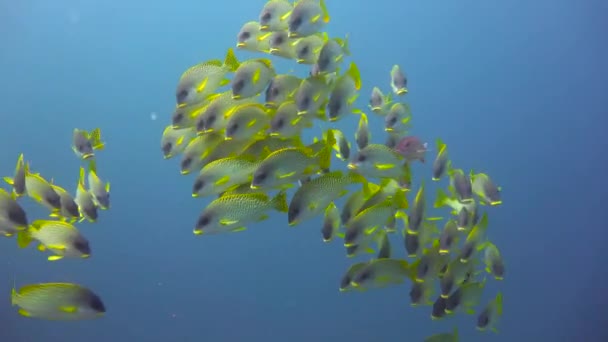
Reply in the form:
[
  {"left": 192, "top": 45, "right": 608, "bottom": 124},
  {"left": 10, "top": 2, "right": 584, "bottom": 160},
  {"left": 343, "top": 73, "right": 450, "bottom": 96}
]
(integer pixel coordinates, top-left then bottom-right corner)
[
  {"left": 236, "top": 42, "right": 246, "bottom": 47},
  {"left": 260, "top": 25, "right": 269, "bottom": 30},
  {"left": 347, "top": 163, "right": 357, "bottom": 170},
  {"left": 385, "top": 127, "right": 394, "bottom": 132},
  {"left": 288, "top": 32, "right": 298, "bottom": 38},
  {"left": 296, "top": 59, "right": 305, "bottom": 64},
  {"left": 180, "top": 169, "right": 190, "bottom": 175},
  {"left": 269, "top": 48, "right": 280, "bottom": 55},
  {"left": 296, "top": 110, "right": 307, "bottom": 116},
  {"left": 193, "top": 229, "right": 203, "bottom": 235}
]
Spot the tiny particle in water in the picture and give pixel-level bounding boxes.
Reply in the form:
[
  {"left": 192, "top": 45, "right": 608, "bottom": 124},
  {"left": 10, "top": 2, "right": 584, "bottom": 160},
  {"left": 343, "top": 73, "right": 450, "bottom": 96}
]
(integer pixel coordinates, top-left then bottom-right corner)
[{"left": 151, "top": 112, "right": 158, "bottom": 120}]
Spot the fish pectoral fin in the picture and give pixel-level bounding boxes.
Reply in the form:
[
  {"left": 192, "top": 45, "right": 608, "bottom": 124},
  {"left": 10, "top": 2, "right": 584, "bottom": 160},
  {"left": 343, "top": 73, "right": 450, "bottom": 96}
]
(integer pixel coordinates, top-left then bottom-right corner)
[
  {"left": 364, "top": 226, "right": 378, "bottom": 235},
  {"left": 230, "top": 227, "right": 247, "bottom": 233},
  {"left": 196, "top": 78, "right": 209, "bottom": 93},
  {"left": 48, "top": 255, "right": 64, "bottom": 261},
  {"left": 47, "top": 244, "right": 66, "bottom": 251},
  {"left": 59, "top": 306, "right": 78, "bottom": 313},
  {"left": 374, "top": 163, "right": 395, "bottom": 170},
  {"left": 214, "top": 176, "right": 230, "bottom": 186},
  {"left": 278, "top": 171, "right": 296, "bottom": 179},
  {"left": 18, "top": 309, "right": 32, "bottom": 317},
  {"left": 219, "top": 78, "right": 230, "bottom": 86},
  {"left": 256, "top": 214, "right": 269, "bottom": 222},
  {"left": 219, "top": 219, "right": 239, "bottom": 226}
]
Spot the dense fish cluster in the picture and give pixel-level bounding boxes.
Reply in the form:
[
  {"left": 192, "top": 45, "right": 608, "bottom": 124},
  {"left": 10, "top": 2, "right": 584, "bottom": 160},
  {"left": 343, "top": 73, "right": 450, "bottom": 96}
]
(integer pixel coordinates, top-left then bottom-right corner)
[
  {"left": 159, "top": 0, "right": 506, "bottom": 340},
  {"left": 2, "top": 128, "right": 109, "bottom": 320}
]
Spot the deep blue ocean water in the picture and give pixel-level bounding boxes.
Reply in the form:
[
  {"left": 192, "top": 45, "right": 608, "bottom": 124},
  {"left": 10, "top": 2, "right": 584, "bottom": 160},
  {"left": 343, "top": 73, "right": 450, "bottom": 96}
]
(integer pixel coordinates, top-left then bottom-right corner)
[{"left": 1, "top": 0, "right": 607, "bottom": 341}]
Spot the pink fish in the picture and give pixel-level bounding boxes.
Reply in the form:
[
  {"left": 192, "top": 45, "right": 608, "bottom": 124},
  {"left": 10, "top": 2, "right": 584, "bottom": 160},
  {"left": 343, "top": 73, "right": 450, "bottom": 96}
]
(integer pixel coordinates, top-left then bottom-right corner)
[{"left": 394, "top": 136, "right": 428, "bottom": 163}]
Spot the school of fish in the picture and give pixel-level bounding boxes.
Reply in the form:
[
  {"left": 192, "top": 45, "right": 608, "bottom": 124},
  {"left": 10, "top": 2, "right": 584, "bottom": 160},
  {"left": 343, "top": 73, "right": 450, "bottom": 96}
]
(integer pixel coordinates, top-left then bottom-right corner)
[
  {"left": 1, "top": 0, "right": 505, "bottom": 340},
  {"left": 160, "top": 1, "right": 505, "bottom": 341},
  {"left": 2, "top": 128, "right": 109, "bottom": 320}
]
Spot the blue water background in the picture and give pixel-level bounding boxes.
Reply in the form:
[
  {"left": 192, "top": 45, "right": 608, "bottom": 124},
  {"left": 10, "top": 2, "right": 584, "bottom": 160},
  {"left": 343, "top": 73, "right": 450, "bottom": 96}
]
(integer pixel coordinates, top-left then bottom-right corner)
[{"left": 1, "top": 0, "right": 607, "bottom": 341}]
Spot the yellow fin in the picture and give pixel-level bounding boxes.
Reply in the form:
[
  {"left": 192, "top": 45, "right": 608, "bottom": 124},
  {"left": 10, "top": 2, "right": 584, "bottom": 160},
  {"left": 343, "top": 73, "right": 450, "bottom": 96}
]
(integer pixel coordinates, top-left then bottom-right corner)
[
  {"left": 59, "top": 306, "right": 77, "bottom": 313},
  {"left": 215, "top": 175, "right": 230, "bottom": 186},
  {"left": 37, "top": 244, "right": 46, "bottom": 252},
  {"left": 48, "top": 255, "right": 63, "bottom": 261},
  {"left": 278, "top": 171, "right": 296, "bottom": 179},
  {"left": 219, "top": 219, "right": 239, "bottom": 225},
  {"left": 18, "top": 309, "right": 31, "bottom": 317},
  {"left": 375, "top": 164, "right": 395, "bottom": 170}
]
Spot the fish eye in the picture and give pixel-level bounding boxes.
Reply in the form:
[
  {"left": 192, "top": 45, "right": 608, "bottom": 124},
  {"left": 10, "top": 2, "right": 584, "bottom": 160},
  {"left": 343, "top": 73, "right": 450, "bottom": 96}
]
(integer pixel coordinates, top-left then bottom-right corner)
[
  {"left": 274, "top": 35, "right": 284, "bottom": 45},
  {"left": 176, "top": 89, "right": 189, "bottom": 103},
  {"left": 8, "top": 206, "right": 27, "bottom": 226},
  {"left": 232, "top": 79, "right": 245, "bottom": 94},
  {"left": 173, "top": 112, "right": 184, "bottom": 125},
  {"left": 193, "top": 179, "right": 205, "bottom": 192},
  {"left": 447, "top": 293, "right": 461, "bottom": 310},
  {"left": 291, "top": 16, "right": 302, "bottom": 30},
  {"left": 345, "top": 228, "right": 358, "bottom": 242},
  {"left": 299, "top": 45, "right": 309, "bottom": 57},
  {"left": 272, "top": 86, "right": 280, "bottom": 97},
  {"left": 227, "top": 123, "right": 239, "bottom": 136},
  {"left": 358, "top": 269, "right": 372, "bottom": 282},
  {"left": 74, "top": 239, "right": 90, "bottom": 254},
  {"left": 461, "top": 243, "right": 473, "bottom": 260},
  {"left": 318, "top": 56, "right": 329, "bottom": 71},
  {"left": 181, "top": 157, "right": 192, "bottom": 170},
  {"left": 356, "top": 154, "right": 366, "bottom": 162},
  {"left": 340, "top": 275, "right": 352, "bottom": 289},
  {"left": 301, "top": 96, "right": 310, "bottom": 108},
  {"left": 46, "top": 193, "right": 61, "bottom": 209},
  {"left": 275, "top": 117, "right": 284, "bottom": 129},
  {"left": 409, "top": 283, "right": 422, "bottom": 302},
  {"left": 261, "top": 11, "right": 271, "bottom": 23},
  {"left": 419, "top": 261, "right": 429, "bottom": 276},
  {"left": 67, "top": 202, "right": 80, "bottom": 217},
  {"left": 477, "top": 310, "right": 490, "bottom": 328},
  {"left": 288, "top": 206, "right": 300, "bottom": 219},
  {"left": 198, "top": 215, "right": 211, "bottom": 227},
  {"left": 196, "top": 118, "right": 206, "bottom": 132},
  {"left": 253, "top": 172, "right": 267, "bottom": 184},
  {"left": 388, "top": 116, "right": 397, "bottom": 126},
  {"left": 89, "top": 294, "right": 106, "bottom": 312},
  {"left": 162, "top": 142, "right": 172, "bottom": 155},
  {"left": 329, "top": 102, "right": 341, "bottom": 116},
  {"left": 239, "top": 31, "right": 251, "bottom": 41}
]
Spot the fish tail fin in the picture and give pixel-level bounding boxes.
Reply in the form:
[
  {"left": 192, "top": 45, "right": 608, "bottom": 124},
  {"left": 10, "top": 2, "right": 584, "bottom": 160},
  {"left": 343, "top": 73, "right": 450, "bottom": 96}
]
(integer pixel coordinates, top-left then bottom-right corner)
[
  {"left": 342, "top": 33, "right": 350, "bottom": 55},
  {"left": 11, "top": 276, "right": 17, "bottom": 306},
  {"left": 434, "top": 188, "right": 448, "bottom": 208},
  {"left": 88, "top": 159, "right": 98, "bottom": 174},
  {"left": 90, "top": 128, "right": 105, "bottom": 150},
  {"left": 223, "top": 48, "right": 240, "bottom": 72},
  {"left": 16, "top": 230, "right": 32, "bottom": 249},
  {"left": 319, "top": 0, "right": 330, "bottom": 23},
  {"left": 347, "top": 170, "right": 367, "bottom": 186},
  {"left": 78, "top": 167, "right": 87, "bottom": 187},
  {"left": 272, "top": 190, "right": 289, "bottom": 213},
  {"left": 398, "top": 162, "right": 412, "bottom": 189}
]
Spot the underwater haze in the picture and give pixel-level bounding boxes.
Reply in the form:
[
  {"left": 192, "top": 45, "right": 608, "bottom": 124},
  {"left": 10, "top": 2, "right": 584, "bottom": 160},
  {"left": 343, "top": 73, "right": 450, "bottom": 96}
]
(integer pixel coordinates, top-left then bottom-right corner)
[{"left": 1, "top": 0, "right": 607, "bottom": 341}]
